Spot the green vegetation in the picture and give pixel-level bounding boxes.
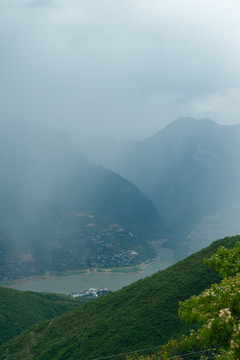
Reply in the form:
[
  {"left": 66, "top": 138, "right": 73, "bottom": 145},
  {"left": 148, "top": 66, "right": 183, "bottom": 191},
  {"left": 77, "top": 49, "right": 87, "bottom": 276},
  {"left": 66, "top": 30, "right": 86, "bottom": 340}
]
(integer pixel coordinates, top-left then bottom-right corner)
[
  {"left": 107, "top": 266, "right": 143, "bottom": 273},
  {"left": 0, "top": 286, "right": 89, "bottom": 346},
  {"left": 1, "top": 235, "right": 239, "bottom": 360},
  {"left": 130, "top": 241, "right": 240, "bottom": 359},
  {"left": 178, "top": 243, "right": 240, "bottom": 359},
  {"left": 51, "top": 270, "right": 89, "bottom": 277}
]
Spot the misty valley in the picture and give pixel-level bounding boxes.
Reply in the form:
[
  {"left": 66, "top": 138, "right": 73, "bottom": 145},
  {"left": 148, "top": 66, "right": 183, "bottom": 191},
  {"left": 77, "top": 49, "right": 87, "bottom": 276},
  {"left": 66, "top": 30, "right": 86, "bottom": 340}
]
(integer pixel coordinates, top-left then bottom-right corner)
[
  {"left": 1, "top": 117, "right": 240, "bottom": 359},
  {"left": 1, "top": 117, "right": 240, "bottom": 284},
  {"left": 0, "top": 120, "right": 163, "bottom": 283},
  {"left": 1, "top": 1, "right": 240, "bottom": 357}
]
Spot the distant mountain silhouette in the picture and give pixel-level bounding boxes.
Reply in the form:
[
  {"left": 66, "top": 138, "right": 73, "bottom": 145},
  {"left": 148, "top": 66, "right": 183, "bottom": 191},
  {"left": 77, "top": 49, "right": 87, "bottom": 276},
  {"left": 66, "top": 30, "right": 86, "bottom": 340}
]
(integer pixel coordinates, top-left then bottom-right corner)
[{"left": 81, "top": 117, "right": 240, "bottom": 246}]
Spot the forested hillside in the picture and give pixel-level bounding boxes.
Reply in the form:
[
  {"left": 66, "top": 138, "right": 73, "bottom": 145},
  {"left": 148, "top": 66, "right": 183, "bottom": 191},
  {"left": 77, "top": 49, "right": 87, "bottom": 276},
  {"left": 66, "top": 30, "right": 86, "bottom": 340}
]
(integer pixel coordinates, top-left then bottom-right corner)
[
  {"left": 1, "top": 235, "right": 239, "bottom": 360},
  {"left": 0, "top": 286, "right": 88, "bottom": 346}
]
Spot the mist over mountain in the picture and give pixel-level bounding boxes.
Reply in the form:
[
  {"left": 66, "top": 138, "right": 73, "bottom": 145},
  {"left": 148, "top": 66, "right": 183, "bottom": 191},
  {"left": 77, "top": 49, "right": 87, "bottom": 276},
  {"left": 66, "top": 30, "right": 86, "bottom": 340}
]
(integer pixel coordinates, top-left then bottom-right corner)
[
  {"left": 81, "top": 117, "right": 240, "bottom": 252},
  {"left": 0, "top": 120, "right": 165, "bottom": 280},
  {"left": 1, "top": 2, "right": 240, "bottom": 358},
  {"left": 2, "top": 117, "right": 240, "bottom": 279}
]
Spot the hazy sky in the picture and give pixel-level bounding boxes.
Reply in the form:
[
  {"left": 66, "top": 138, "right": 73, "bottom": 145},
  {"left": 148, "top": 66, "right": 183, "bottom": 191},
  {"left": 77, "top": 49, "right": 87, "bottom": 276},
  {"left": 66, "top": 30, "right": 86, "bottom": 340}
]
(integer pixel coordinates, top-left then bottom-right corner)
[{"left": 1, "top": 0, "right": 240, "bottom": 141}]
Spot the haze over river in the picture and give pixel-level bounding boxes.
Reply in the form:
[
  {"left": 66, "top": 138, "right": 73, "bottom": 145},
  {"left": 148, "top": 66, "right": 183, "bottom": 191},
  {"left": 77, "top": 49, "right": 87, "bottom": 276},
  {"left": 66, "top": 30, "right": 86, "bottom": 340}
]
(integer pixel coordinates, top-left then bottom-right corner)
[{"left": 13, "top": 251, "right": 174, "bottom": 294}]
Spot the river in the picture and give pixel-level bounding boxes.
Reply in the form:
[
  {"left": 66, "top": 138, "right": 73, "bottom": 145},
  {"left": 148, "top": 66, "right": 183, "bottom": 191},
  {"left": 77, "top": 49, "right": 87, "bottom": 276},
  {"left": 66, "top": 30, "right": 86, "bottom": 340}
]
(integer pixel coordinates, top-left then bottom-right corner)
[{"left": 13, "top": 251, "right": 175, "bottom": 294}]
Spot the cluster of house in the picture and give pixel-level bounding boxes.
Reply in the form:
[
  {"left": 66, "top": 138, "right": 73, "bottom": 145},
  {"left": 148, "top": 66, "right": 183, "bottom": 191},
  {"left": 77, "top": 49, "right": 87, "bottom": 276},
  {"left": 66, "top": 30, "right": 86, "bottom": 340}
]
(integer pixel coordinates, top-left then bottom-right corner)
[{"left": 69, "top": 287, "right": 111, "bottom": 298}]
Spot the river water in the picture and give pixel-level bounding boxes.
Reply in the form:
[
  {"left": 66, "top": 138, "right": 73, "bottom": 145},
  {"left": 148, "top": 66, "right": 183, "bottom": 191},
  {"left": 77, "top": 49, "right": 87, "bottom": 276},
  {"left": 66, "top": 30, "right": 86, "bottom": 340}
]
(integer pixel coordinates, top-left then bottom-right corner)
[{"left": 13, "top": 251, "right": 175, "bottom": 294}]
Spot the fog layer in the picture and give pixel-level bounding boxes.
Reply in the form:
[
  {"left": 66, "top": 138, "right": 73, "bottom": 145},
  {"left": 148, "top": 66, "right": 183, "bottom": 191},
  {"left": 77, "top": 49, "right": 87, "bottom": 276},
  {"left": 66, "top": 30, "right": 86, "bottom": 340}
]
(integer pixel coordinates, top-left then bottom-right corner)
[{"left": 1, "top": 0, "right": 240, "bottom": 141}]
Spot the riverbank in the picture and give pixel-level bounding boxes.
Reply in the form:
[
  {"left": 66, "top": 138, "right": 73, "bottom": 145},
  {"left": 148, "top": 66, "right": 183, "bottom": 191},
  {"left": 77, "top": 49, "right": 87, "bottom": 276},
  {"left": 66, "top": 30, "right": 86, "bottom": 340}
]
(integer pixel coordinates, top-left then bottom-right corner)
[
  {"left": 4, "top": 249, "right": 175, "bottom": 292},
  {"left": 2, "top": 259, "right": 153, "bottom": 288}
]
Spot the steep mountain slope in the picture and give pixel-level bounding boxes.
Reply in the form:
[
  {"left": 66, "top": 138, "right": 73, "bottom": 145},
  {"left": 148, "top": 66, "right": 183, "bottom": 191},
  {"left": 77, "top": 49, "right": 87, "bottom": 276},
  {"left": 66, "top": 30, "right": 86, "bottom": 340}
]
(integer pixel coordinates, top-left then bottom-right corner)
[
  {"left": 81, "top": 117, "right": 240, "bottom": 248},
  {"left": 1, "top": 235, "right": 239, "bottom": 360},
  {"left": 0, "top": 286, "right": 88, "bottom": 346},
  {"left": 0, "top": 120, "right": 164, "bottom": 280}
]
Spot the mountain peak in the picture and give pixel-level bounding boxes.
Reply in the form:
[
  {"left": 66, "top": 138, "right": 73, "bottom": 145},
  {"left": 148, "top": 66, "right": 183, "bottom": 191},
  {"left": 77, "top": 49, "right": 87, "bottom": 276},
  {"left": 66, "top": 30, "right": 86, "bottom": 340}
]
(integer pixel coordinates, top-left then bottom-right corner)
[
  {"left": 174, "top": 116, "right": 218, "bottom": 127},
  {"left": 144, "top": 117, "right": 219, "bottom": 144},
  {"left": 161, "top": 117, "right": 220, "bottom": 135}
]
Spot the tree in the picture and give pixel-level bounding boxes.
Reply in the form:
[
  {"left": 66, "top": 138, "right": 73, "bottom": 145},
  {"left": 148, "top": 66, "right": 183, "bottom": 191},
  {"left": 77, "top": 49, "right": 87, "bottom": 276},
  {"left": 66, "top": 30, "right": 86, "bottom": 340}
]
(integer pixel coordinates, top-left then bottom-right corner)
[{"left": 128, "top": 242, "right": 240, "bottom": 360}]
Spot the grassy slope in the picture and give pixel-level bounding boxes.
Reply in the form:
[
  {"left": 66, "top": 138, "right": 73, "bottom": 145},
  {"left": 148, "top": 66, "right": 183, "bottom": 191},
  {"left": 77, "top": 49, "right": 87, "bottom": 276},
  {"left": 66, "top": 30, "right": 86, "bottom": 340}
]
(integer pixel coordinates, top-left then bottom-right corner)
[
  {"left": 0, "top": 287, "right": 89, "bottom": 346},
  {"left": 1, "top": 235, "right": 239, "bottom": 360}
]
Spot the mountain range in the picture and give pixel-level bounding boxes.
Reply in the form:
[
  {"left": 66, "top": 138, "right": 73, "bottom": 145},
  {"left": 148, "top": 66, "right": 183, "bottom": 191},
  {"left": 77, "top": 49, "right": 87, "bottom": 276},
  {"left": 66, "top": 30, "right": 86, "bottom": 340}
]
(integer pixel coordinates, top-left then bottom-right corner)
[
  {"left": 81, "top": 117, "right": 240, "bottom": 254},
  {"left": 1, "top": 117, "right": 240, "bottom": 278},
  {"left": 1, "top": 117, "right": 240, "bottom": 359}
]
